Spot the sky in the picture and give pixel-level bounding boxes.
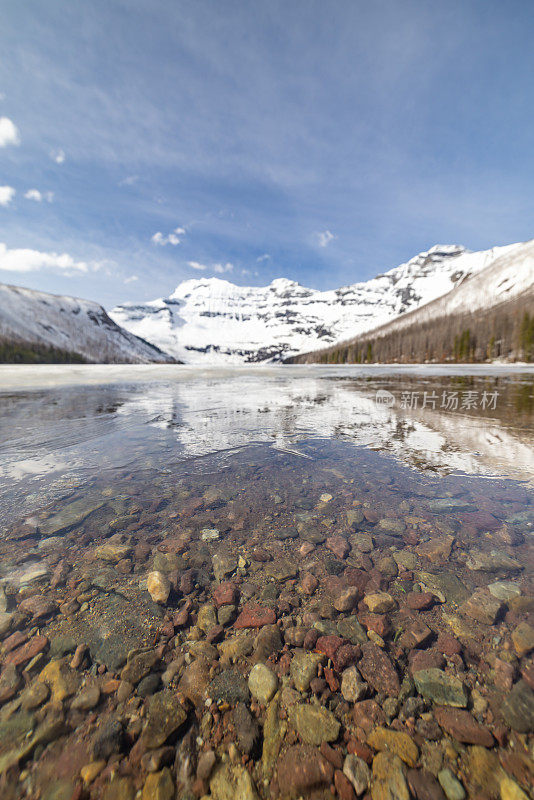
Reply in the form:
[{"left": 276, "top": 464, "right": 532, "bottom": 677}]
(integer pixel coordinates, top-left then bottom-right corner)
[{"left": 1, "top": 0, "right": 534, "bottom": 308}]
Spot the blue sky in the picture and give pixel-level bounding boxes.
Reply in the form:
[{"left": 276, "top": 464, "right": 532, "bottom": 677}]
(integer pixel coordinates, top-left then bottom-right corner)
[{"left": 1, "top": 0, "right": 533, "bottom": 307}]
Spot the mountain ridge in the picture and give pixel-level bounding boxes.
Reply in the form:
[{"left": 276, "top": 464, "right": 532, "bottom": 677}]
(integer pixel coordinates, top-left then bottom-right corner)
[
  {"left": 0, "top": 282, "right": 176, "bottom": 363},
  {"left": 110, "top": 241, "right": 520, "bottom": 364}
]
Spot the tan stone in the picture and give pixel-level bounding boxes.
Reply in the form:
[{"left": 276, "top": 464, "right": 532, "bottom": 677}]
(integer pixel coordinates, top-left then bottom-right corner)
[{"left": 368, "top": 727, "right": 418, "bottom": 767}]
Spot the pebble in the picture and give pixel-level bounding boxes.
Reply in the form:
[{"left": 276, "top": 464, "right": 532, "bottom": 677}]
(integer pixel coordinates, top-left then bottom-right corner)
[
  {"left": 364, "top": 591, "right": 396, "bottom": 613},
  {"left": 511, "top": 622, "right": 534, "bottom": 657},
  {"left": 234, "top": 605, "right": 276, "bottom": 629},
  {"left": 141, "top": 691, "right": 187, "bottom": 748},
  {"left": 288, "top": 703, "right": 340, "bottom": 745},
  {"left": 248, "top": 663, "right": 278, "bottom": 704},
  {"left": 371, "top": 751, "right": 410, "bottom": 800},
  {"left": 141, "top": 768, "right": 174, "bottom": 800},
  {"left": 290, "top": 652, "right": 325, "bottom": 692},
  {"left": 433, "top": 707, "right": 494, "bottom": 746},
  {"left": 146, "top": 571, "right": 171, "bottom": 604},
  {"left": 367, "top": 727, "right": 419, "bottom": 767},
  {"left": 413, "top": 668, "right": 468, "bottom": 708},
  {"left": 343, "top": 753, "right": 371, "bottom": 795},
  {"left": 272, "top": 745, "right": 334, "bottom": 799},
  {"left": 358, "top": 643, "right": 400, "bottom": 696},
  {"left": 341, "top": 665, "right": 368, "bottom": 702},
  {"left": 437, "top": 769, "right": 465, "bottom": 800}
]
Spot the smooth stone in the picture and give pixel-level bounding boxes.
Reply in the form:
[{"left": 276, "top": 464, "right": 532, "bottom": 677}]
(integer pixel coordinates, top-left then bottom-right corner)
[
  {"left": 511, "top": 622, "right": 534, "bottom": 657},
  {"left": 500, "top": 776, "right": 530, "bottom": 800},
  {"left": 261, "top": 695, "right": 286, "bottom": 781},
  {"left": 289, "top": 703, "right": 340, "bottom": 745},
  {"left": 121, "top": 650, "right": 159, "bottom": 684},
  {"left": 178, "top": 659, "right": 211, "bottom": 706},
  {"left": 272, "top": 745, "right": 333, "bottom": 799},
  {"left": 93, "top": 543, "right": 131, "bottom": 563},
  {"left": 367, "top": 727, "right": 419, "bottom": 767},
  {"left": 364, "top": 592, "right": 396, "bottom": 614},
  {"left": 146, "top": 571, "right": 171, "bottom": 604},
  {"left": 38, "top": 658, "right": 81, "bottom": 701},
  {"left": 415, "top": 572, "right": 469, "bottom": 605},
  {"left": 248, "top": 663, "right": 278, "bottom": 705},
  {"left": 459, "top": 589, "right": 503, "bottom": 625},
  {"left": 358, "top": 643, "right": 400, "bottom": 696},
  {"left": 488, "top": 580, "right": 521, "bottom": 601},
  {"left": 433, "top": 707, "right": 494, "bottom": 746},
  {"left": 71, "top": 684, "right": 101, "bottom": 710},
  {"left": 437, "top": 769, "right": 465, "bottom": 800}
]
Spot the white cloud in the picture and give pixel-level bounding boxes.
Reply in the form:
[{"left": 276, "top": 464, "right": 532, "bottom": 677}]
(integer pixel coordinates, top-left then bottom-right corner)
[
  {"left": 256, "top": 253, "right": 271, "bottom": 262},
  {"left": 188, "top": 260, "right": 234, "bottom": 274},
  {"left": 124, "top": 275, "right": 138, "bottom": 283},
  {"left": 316, "top": 230, "right": 335, "bottom": 248},
  {"left": 0, "top": 186, "right": 16, "bottom": 207},
  {"left": 119, "top": 175, "right": 139, "bottom": 187},
  {"left": 0, "top": 117, "right": 20, "bottom": 147},
  {"left": 50, "top": 148, "right": 66, "bottom": 164},
  {"left": 151, "top": 226, "right": 186, "bottom": 246},
  {"left": 0, "top": 242, "right": 91, "bottom": 273},
  {"left": 24, "top": 189, "right": 54, "bottom": 203}
]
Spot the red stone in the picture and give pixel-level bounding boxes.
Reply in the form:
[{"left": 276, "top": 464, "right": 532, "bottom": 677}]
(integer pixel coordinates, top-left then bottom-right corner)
[
  {"left": 300, "top": 573, "right": 319, "bottom": 595},
  {"left": 409, "top": 649, "right": 445, "bottom": 675},
  {"left": 213, "top": 581, "right": 239, "bottom": 608},
  {"left": 359, "top": 612, "right": 391, "bottom": 638},
  {"left": 320, "top": 742, "right": 343, "bottom": 769},
  {"left": 335, "top": 769, "right": 356, "bottom": 800},
  {"left": 332, "top": 644, "right": 361, "bottom": 672},
  {"left": 272, "top": 745, "right": 334, "bottom": 798},
  {"left": 434, "top": 707, "right": 494, "bottom": 747},
  {"left": 315, "top": 635, "right": 344, "bottom": 660},
  {"left": 436, "top": 634, "right": 462, "bottom": 657},
  {"left": 358, "top": 643, "right": 399, "bottom": 695},
  {"left": 234, "top": 605, "right": 276, "bottom": 629},
  {"left": 352, "top": 700, "right": 386, "bottom": 734},
  {"left": 4, "top": 635, "right": 48, "bottom": 666},
  {"left": 2, "top": 630, "right": 28, "bottom": 654},
  {"left": 324, "top": 667, "right": 339, "bottom": 692},
  {"left": 173, "top": 599, "right": 192, "bottom": 628},
  {"left": 406, "top": 592, "right": 435, "bottom": 611},
  {"left": 347, "top": 739, "right": 373, "bottom": 763},
  {"left": 326, "top": 536, "right": 350, "bottom": 560},
  {"left": 19, "top": 595, "right": 57, "bottom": 620}
]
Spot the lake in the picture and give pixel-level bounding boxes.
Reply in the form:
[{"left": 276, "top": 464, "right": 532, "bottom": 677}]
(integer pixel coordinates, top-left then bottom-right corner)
[{"left": 0, "top": 365, "right": 532, "bottom": 799}]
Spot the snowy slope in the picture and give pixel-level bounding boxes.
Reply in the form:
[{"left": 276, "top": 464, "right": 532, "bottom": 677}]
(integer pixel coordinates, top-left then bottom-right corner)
[
  {"left": 110, "top": 242, "right": 520, "bottom": 364},
  {"left": 339, "top": 238, "right": 534, "bottom": 341},
  {"left": 0, "top": 283, "right": 175, "bottom": 363}
]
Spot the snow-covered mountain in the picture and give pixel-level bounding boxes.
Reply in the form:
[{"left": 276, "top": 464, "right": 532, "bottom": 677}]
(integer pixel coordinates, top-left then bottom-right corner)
[
  {"left": 289, "top": 238, "right": 534, "bottom": 364},
  {"left": 110, "top": 242, "right": 520, "bottom": 364},
  {"left": 0, "top": 283, "right": 175, "bottom": 363}
]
